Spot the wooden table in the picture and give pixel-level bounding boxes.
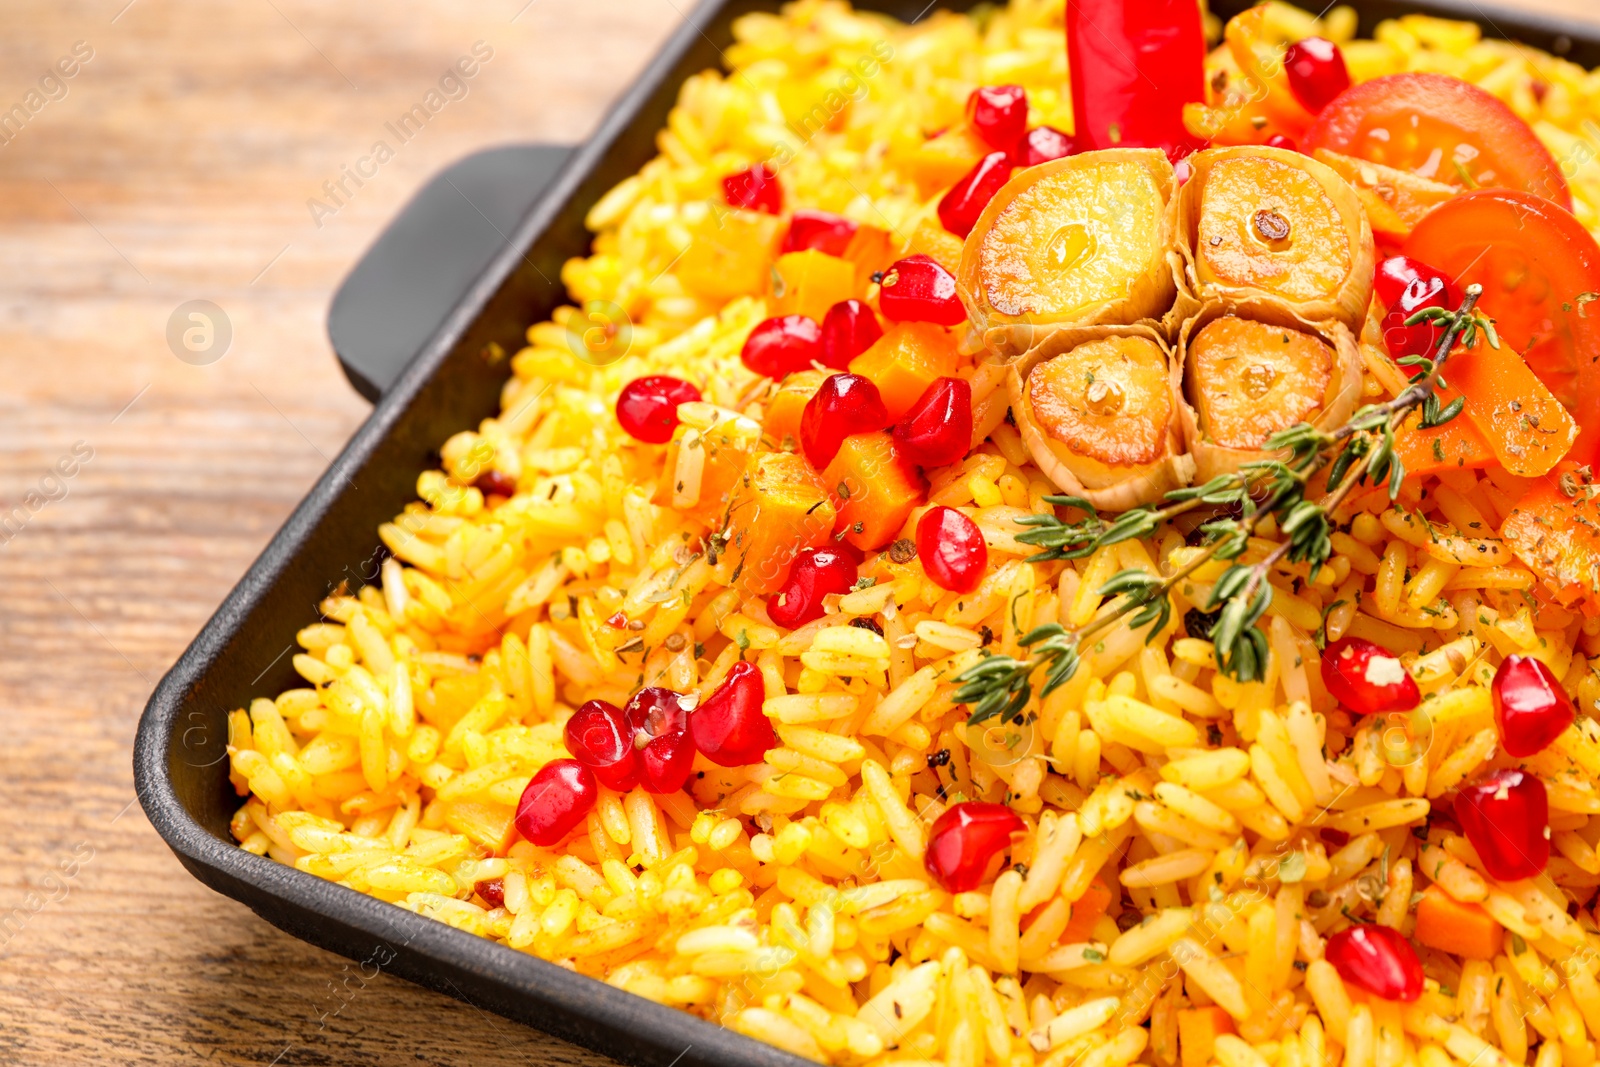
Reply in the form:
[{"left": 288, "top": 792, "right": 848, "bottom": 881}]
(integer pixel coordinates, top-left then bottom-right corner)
[{"left": 3, "top": 1, "right": 1598, "bottom": 1063}]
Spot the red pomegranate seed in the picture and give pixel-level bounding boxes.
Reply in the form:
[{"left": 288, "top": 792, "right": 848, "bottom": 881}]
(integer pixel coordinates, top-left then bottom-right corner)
[
  {"left": 799, "top": 373, "right": 889, "bottom": 468},
  {"left": 1493, "top": 655, "right": 1575, "bottom": 758},
  {"left": 742, "top": 315, "right": 823, "bottom": 378},
  {"left": 1017, "top": 126, "right": 1073, "bottom": 167},
  {"left": 615, "top": 375, "right": 702, "bottom": 444},
  {"left": 691, "top": 661, "right": 776, "bottom": 767},
  {"left": 564, "top": 699, "right": 638, "bottom": 792},
  {"left": 625, "top": 687, "right": 697, "bottom": 794},
  {"left": 1456, "top": 768, "right": 1550, "bottom": 881},
  {"left": 722, "top": 163, "right": 782, "bottom": 214},
  {"left": 1284, "top": 37, "right": 1351, "bottom": 113},
  {"left": 917, "top": 506, "right": 987, "bottom": 594},
  {"left": 782, "top": 209, "right": 858, "bottom": 257},
  {"left": 474, "top": 470, "right": 517, "bottom": 499},
  {"left": 1375, "top": 255, "right": 1463, "bottom": 361},
  {"left": 938, "top": 151, "right": 1014, "bottom": 239},
  {"left": 474, "top": 877, "right": 506, "bottom": 908},
  {"left": 767, "top": 547, "right": 858, "bottom": 628},
  {"left": 894, "top": 377, "right": 973, "bottom": 468},
  {"left": 1265, "top": 133, "right": 1300, "bottom": 152},
  {"left": 1320, "top": 636, "right": 1420, "bottom": 716},
  {"left": 1324, "top": 924, "right": 1424, "bottom": 1002},
  {"left": 924, "top": 802, "right": 1026, "bottom": 892},
  {"left": 878, "top": 255, "right": 966, "bottom": 326},
  {"left": 820, "top": 299, "right": 883, "bottom": 370},
  {"left": 966, "top": 85, "right": 1029, "bottom": 151},
  {"left": 514, "top": 759, "right": 597, "bottom": 846}
]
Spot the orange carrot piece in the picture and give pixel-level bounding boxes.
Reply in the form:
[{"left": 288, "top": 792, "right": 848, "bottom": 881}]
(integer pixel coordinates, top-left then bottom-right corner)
[
  {"left": 1392, "top": 403, "right": 1495, "bottom": 477},
  {"left": 1060, "top": 878, "right": 1115, "bottom": 944},
  {"left": 676, "top": 208, "right": 783, "bottom": 300},
  {"left": 712, "top": 452, "right": 835, "bottom": 595},
  {"left": 1178, "top": 1006, "right": 1237, "bottom": 1067},
  {"left": 653, "top": 434, "right": 750, "bottom": 527},
  {"left": 762, "top": 369, "right": 828, "bottom": 452},
  {"left": 772, "top": 249, "right": 860, "bottom": 322},
  {"left": 904, "top": 219, "right": 966, "bottom": 273},
  {"left": 822, "top": 431, "right": 926, "bottom": 551},
  {"left": 1313, "top": 149, "right": 1458, "bottom": 242},
  {"left": 844, "top": 223, "right": 899, "bottom": 281},
  {"left": 1502, "top": 471, "right": 1600, "bottom": 610},
  {"left": 896, "top": 125, "right": 989, "bottom": 198},
  {"left": 849, "top": 321, "right": 962, "bottom": 422},
  {"left": 1413, "top": 884, "right": 1503, "bottom": 960},
  {"left": 1448, "top": 336, "right": 1577, "bottom": 477}
]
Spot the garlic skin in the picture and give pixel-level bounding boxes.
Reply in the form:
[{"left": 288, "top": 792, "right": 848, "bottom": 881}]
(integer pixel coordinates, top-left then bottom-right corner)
[{"left": 1007, "top": 324, "right": 1195, "bottom": 511}]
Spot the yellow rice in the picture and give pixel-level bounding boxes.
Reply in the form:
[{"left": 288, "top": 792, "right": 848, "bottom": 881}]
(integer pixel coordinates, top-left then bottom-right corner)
[{"left": 227, "top": 2, "right": 1600, "bottom": 1065}]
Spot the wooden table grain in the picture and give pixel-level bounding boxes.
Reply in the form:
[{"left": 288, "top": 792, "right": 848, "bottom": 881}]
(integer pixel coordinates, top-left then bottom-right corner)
[{"left": 2, "top": 1, "right": 1598, "bottom": 1064}]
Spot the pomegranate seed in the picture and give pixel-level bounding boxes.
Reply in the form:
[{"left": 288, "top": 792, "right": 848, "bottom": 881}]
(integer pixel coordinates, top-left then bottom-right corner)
[
  {"left": 938, "top": 151, "right": 1014, "bottom": 239},
  {"left": 1324, "top": 924, "right": 1423, "bottom": 1002},
  {"left": 1456, "top": 768, "right": 1550, "bottom": 881},
  {"left": 742, "top": 315, "right": 823, "bottom": 378},
  {"left": 782, "top": 209, "right": 858, "bottom": 257},
  {"left": 625, "top": 687, "right": 697, "bottom": 794},
  {"left": 1320, "top": 636, "right": 1420, "bottom": 716},
  {"left": 722, "top": 163, "right": 782, "bottom": 214},
  {"left": 616, "top": 375, "right": 702, "bottom": 444},
  {"left": 1284, "top": 37, "right": 1351, "bottom": 114},
  {"left": 894, "top": 377, "right": 973, "bottom": 468},
  {"left": 878, "top": 255, "right": 965, "bottom": 326},
  {"left": 1375, "top": 255, "right": 1463, "bottom": 361},
  {"left": 474, "top": 470, "right": 517, "bottom": 498},
  {"left": 691, "top": 660, "right": 776, "bottom": 766},
  {"left": 966, "top": 85, "right": 1029, "bottom": 151},
  {"left": 1265, "top": 133, "right": 1300, "bottom": 152},
  {"left": 514, "top": 759, "right": 597, "bottom": 846},
  {"left": 799, "top": 373, "right": 889, "bottom": 468},
  {"left": 767, "top": 547, "right": 858, "bottom": 628},
  {"left": 564, "top": 699, "right": 639, "bottom": 792},
  {"left": 924, "top": 802, "right": 1026, "bottom": 892},
  {"left": 1017, "top": 126, "right": 1073, "bottom": 167},
  {"left": 820, "top": 300, "right": 883, "bottom": 370},
  {"left": 917, "top": 506, "right": 987, "bottom": 594},
  {"left": 474, "top": 877, "right": 506, "bottom": 908},
  {"left": 1493, "top": 655, "right": 1574, "bottom": 758}
]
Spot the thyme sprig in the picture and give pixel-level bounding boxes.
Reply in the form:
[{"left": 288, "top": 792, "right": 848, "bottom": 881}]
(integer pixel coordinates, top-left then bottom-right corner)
[{"left": 958, "top": 286, "right": 1491, "bottom": 725}]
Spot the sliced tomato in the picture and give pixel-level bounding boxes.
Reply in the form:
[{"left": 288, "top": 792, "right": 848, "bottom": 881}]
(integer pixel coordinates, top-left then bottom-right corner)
[
  {"left": 1405, "top": 190, "right": 1600, "bottom": 467},
  {"left": 1305, "top": 73, "right": 1571, "bottom": 210}
]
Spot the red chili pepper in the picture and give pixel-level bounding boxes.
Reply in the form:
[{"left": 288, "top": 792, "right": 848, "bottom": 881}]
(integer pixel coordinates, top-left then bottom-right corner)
[{"left": 1065, "top": 0, "right": 1206, "bottom": 160}]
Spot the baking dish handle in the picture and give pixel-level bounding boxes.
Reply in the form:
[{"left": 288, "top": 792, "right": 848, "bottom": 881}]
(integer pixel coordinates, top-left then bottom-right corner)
[{"left": 327, "top": 142, "right": 576, "bottom": 402}]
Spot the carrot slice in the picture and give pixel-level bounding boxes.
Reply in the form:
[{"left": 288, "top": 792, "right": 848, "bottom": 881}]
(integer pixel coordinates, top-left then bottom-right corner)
[
  {"left": 1060, "top": 878, "right": 1115, "bottom": 944},
  {"left": 849, "top": 321, "right": 962, "bottom": 422},
  {"left": 762, "top": 369, "right": 828, "bottom": 452},
  {"left": 713, "top": 452, "right": 836, "bottom": 595},
  {"left": 822, "top": 431, "right": 926, "bottom": 551},
  {"left": 1178, "top": 1005, "right": 1237, "bottom": 1067},
  {"left": 1443, "top": 334, "right": 1576, "bottom": 478},
  {"left": 1501, "top": 471, "right": 1600, "bottom": 610},
  {"left": 1413, "top": 884, "right": 1503, "bottom": 960},
  {"left": 772, "top": 249, "right": 860, "bottom": 322}
]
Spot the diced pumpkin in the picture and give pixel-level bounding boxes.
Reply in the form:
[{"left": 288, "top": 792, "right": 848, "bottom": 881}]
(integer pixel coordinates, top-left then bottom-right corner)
[
  {"left": 898, "top": 125, "right": 990, "bottom": 199},
  {"left": 1313, "top": 148, "right": 1458, "bottom": 242},
  {"left": 443, "top": 799, "right": 518, "bottom": 854},
  {"left": 1502, "top": 472, "right": 1600, "bottom": 610},
  {"left": 1413, "top": 884, "right": 1503, "bottom": 960},
  {"left": 763, "top": 369, "right": 828, "bottom": 452},
  {"left": 713, "top": 452, "right": 836, "bottom": 595},
  {"left": 844, "top": 222, "right": 899, "bottom": 280},
  {"left": 653, "top": 430, "right": 751, "bottom": 527},
  {"left": 676, "top": 207, "right": 784, "bottom": 301},
  {"left": 772, "top": 249, "right": 859, "bottom": 322},
  {"left": 904, "top": 218, "right": 966, "bottom": 274},
  {"left": 849, "top": 321, "right": 963, "bottom": 422},
  {"left": 1178, "top": 1006, "right": 1238, "bottom": 1067},
  {"left": 1060, "top": 878, "right": 1115, "bottom": 944},
  {"left": 822, "top": 432, "right": 926, "bottom": 551}
]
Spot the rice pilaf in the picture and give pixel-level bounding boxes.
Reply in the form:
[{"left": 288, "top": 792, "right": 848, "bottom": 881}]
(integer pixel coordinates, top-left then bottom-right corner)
[{"left": 228, "top": 3, "right": 1600, "bottom": 1067}]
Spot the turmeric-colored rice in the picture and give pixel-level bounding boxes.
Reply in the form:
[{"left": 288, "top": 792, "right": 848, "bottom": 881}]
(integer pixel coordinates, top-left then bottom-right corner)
[{"left": 229, "top": 3, "right": 1600, "bottom": 1065}]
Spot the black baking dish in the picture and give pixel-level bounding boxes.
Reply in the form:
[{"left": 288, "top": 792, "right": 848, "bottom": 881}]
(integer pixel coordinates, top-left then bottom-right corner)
[{"left": 134, "top": 2, "right": 1600, "bottom": 1065}]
